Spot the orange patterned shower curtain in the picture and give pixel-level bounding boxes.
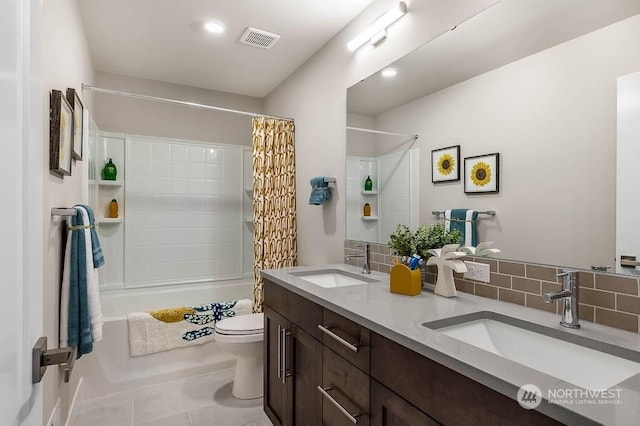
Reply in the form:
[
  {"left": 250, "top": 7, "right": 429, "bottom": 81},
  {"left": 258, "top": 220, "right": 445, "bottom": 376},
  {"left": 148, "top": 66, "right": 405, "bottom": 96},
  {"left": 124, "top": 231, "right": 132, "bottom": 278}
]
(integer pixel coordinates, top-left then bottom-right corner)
[{"left": 252, "top": 117, "right": 297, "bottom": 312}]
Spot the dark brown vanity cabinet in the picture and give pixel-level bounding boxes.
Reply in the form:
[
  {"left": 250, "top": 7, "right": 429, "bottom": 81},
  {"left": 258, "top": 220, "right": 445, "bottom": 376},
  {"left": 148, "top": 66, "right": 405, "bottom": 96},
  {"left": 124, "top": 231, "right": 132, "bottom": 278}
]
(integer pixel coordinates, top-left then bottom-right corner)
[
  {"left": 263, "top": 288, "right": 323, "bottom": 426},
  {"left": 263, "top": 280, "right": 560, "bottom": 426},
  {"left": 264, "top": 280, "right": 371, "bottom": 426}
]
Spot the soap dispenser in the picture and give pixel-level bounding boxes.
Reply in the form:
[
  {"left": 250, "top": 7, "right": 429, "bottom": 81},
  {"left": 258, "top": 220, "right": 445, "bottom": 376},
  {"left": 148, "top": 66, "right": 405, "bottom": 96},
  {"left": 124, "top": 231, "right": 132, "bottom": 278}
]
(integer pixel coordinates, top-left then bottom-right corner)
[
  {"left": 103, "top": 158, "right": 117, "bottom": 181},
  {"left": 109, "top": 199, "right": 119, "bottom": 218},
  {"left": 364, "top": 175, "right": 373, "bottom": 191}
]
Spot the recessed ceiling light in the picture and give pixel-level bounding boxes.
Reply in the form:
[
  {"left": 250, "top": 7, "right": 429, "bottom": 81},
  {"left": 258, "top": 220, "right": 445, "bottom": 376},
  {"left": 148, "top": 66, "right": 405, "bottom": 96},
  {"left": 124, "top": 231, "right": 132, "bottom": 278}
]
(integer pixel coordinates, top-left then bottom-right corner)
[
  {"left": 204, "top": 21, "right": 225, "bottom": 34},
  {"left": 382, "top": 68, "right": 397, "bottom": 78}
]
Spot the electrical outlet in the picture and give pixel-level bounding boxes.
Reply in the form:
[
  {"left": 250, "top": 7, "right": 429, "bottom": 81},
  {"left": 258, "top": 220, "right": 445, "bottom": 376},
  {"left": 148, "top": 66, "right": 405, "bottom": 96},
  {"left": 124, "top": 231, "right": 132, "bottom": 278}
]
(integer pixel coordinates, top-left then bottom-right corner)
[{"left": 463, "top": 261, "right": 491, "bottom": 283}]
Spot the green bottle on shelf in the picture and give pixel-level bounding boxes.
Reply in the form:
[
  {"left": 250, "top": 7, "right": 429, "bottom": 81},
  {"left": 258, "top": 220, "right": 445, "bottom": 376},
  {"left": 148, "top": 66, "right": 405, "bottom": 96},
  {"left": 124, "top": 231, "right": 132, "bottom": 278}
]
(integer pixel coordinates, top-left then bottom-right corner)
[
  {"left": 364, "top": 175, "right": 373, "bottom": 191},
  {"left": 103, "top": 158, "right": 117, "bottom": 181}
]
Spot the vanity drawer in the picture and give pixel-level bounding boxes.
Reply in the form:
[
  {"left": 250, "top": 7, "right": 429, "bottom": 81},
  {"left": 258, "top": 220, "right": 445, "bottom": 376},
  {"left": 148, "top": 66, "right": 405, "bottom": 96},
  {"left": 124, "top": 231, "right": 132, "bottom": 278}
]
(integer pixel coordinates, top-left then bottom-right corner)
[
  {"left": 371, "top": 333, "right": 561, "bottom": 426},
  {"left": 321, "top": 346, "right": 370, "bottom": 426},
  {"left": 320, "top": 308, "right": 370, "bottom": 373},
  {"left": 264, "top": 280, "right": 322, "bottom": 340}
]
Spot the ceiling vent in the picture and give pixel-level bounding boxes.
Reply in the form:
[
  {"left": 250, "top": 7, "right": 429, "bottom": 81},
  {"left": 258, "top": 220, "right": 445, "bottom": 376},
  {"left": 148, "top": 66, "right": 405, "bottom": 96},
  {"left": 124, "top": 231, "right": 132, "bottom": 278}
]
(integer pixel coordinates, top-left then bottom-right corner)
[{"left": 240, "top": 27, "right": 281, "bottom": 49}]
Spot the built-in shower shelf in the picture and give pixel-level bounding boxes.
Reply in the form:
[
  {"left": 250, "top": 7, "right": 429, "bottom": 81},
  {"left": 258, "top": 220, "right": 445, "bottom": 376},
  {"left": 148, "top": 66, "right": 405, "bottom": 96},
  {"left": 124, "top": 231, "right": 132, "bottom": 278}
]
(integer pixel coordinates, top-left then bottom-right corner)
[
  {"left": 99, "top": 180, "right": 123, "bottom": 187},
  {"left": 244, "top": 186, "right": 253, "bottom": 194},
  {"left": 244, "top": 217, "right": 254, "bottom": 223},
  {"left": 99, "top": 217, "right": 123, "bottom": 224},
  {"left": 361, "top": 216, "right": 378, "bottom": 221},
  {"left": 361, "top": 190, "right": 378, "bottom": 195}
]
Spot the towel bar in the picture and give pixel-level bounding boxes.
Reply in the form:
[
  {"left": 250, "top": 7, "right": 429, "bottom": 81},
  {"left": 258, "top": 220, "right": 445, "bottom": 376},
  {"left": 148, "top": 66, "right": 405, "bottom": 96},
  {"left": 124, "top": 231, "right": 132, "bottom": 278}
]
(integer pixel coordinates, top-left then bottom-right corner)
[
  {"left": 32, "top": 336, "right": 76, "bottom": 383},
  {"left": 432, "top": 210, "right": 496, "bottom": 222},
  {"left": 51, "top": 207, "right": 77, "bottom": 217}
]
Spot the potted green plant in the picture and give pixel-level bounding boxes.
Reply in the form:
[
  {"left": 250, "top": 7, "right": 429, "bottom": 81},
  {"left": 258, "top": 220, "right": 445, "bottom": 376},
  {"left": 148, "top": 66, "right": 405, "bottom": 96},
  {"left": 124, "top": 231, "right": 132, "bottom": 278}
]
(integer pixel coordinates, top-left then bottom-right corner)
[
  {"left": 414, "top": 224, "right": 461, "bottom": 259},
  {"left": 388, "top": 224, "right": 415, "bottom": 258}
]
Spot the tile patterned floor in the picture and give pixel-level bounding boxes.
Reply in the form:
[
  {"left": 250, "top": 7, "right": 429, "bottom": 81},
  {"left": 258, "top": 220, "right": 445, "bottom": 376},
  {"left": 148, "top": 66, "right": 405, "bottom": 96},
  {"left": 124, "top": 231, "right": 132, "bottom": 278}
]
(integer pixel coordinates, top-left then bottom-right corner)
[{"left": 76, "top": 368, "right": 272, "bottom": 426}]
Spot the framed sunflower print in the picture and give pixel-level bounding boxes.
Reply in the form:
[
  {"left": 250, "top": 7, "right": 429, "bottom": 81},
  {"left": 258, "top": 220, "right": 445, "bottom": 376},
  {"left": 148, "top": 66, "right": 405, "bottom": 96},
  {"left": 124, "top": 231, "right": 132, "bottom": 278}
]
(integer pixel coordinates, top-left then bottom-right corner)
[
  {"left": 431, "top": 145, "right": 460, "bottom": 183},
  {"left": 464, "top": 153, "right": 500, "bottom": 194}
]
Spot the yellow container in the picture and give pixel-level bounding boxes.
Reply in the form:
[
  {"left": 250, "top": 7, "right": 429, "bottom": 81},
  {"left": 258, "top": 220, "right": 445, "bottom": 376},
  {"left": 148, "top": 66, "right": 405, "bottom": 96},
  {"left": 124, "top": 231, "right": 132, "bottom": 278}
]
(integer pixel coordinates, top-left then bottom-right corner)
[{"left": 390, "top": 264, "right": 422, "bottom": 296}]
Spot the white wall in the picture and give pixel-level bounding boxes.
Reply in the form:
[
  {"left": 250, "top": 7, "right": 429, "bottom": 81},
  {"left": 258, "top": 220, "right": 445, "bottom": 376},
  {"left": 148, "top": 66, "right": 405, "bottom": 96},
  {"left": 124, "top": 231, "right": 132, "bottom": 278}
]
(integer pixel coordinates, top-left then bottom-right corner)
[
  {"left": 374, "top": 14, "right": 640, "bottom": 269},
  {"left": 264, "top": 0, "right": 498, "bottom": 265},
  {"left": 94, "top": 72, "right": 263, "bottom": 146},
  {"left": 42, "top": 0, "right": 95, "bottom": 424}
]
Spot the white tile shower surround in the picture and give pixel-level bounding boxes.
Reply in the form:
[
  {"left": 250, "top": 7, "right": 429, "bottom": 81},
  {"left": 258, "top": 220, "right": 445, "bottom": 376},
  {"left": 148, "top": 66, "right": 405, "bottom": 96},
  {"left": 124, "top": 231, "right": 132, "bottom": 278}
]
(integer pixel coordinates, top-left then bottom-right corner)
[{"left": 76, "top": 368, "right": 271, "bottom": 426}]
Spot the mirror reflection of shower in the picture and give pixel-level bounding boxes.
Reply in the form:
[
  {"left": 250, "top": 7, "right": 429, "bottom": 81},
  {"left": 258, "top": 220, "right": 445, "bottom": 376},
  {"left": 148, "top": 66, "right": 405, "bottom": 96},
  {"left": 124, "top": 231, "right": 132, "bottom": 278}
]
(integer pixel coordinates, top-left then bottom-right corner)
[{"left": 346, "top": 120, "right": 419, "bottom": 245}]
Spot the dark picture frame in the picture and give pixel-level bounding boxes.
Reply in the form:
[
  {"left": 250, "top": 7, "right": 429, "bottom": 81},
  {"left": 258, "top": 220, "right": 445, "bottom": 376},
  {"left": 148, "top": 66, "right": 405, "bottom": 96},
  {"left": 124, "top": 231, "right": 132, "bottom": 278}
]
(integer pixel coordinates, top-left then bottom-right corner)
[
  {"left": 431, "top": 145, "right": 460, "bottom": 183},
  {"left": 66, "top": 88, "right": 84, "bottom": 160},
  {"left": 464, "top": 153, "right": 500, "bottom": 194},
  {"left": 49, "top": 90, "right": 73, "bottom": 176}
]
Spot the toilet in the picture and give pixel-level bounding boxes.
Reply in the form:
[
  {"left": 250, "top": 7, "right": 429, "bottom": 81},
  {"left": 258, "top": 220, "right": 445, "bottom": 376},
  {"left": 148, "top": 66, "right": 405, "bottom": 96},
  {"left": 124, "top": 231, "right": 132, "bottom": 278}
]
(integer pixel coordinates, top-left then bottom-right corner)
[{"left": 214, "top": 312, "right": 264, "bottom": 399}]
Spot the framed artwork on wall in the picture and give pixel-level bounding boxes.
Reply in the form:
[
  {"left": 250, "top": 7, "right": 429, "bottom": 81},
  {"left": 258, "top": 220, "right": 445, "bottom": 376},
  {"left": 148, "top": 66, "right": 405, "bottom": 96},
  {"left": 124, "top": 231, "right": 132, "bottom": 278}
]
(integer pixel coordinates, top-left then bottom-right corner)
[
  {"left": 431, "top": 145, "right": 460, "bottom": 183},
  {"left": 66, "top": 88, "right": 84, "bottom": 160},
  {"left": 49, "top": 90, "right": 73, "bottom": 177},
  {"left": 464, "top": 153, "right": 499, "bottom": 194}
]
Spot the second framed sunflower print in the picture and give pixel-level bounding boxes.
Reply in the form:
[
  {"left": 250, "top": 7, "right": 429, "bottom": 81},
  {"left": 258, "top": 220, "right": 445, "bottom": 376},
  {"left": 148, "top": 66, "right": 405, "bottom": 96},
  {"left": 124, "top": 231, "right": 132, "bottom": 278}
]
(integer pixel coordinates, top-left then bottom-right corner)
[
  {"left": 431, "top": 145, "right": 460, "bottom": 183},
  {"left": 464, "top": 153, "right": 499, "bottom": 194}
]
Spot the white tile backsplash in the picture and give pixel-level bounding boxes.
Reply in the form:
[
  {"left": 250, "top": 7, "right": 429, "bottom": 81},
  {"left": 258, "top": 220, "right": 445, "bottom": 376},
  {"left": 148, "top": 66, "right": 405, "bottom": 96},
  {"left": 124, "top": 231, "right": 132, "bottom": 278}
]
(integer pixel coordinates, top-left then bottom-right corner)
[
  {"left": 151, "top": 159, "right": 171, "bottom": 177},
  {"left": 130, "top": 140, "right": 152, "bottom": 159},
  {"left": 170, "top": 161, "right": 189, "bottom": 178},
  {"left": 171, "top": 144, "right": 188, "bottom": 161},
  {"left": 151, "top": 143, "right": 171, "bottom": 161},
  {"left": 125, "top": 137, "right": 244, "bottom": 288},
  {"left": 189, "top": 146, "right": 206, "bottom": 162}
]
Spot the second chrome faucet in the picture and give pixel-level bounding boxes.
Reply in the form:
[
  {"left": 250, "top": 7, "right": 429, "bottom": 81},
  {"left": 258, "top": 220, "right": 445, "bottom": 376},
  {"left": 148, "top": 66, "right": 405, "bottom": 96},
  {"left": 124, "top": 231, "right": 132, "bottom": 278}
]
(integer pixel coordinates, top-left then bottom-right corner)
[
  {"left": 543, "top": 270, "right": 580, "bottom": 329},
  {"left": 345, "top": 242, "right": 371, "bottom": 274}
]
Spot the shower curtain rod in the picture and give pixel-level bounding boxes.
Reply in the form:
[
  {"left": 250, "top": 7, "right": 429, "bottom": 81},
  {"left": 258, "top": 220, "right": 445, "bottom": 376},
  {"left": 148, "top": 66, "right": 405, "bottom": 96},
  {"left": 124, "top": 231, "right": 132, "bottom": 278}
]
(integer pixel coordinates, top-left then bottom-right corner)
[
  {"left": 347, "top": 126, "right": 418, "bottom": 139},
  {"left": 81, "top": 84, "right": 294, "bottom": 122}
]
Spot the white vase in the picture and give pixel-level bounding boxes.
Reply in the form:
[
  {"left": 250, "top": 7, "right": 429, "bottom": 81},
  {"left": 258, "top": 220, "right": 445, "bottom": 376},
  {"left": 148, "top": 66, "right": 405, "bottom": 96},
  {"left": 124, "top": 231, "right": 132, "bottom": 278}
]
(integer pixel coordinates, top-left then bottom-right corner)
[{"left": 433, "top": 264, "right": 458, "bottom": 297}]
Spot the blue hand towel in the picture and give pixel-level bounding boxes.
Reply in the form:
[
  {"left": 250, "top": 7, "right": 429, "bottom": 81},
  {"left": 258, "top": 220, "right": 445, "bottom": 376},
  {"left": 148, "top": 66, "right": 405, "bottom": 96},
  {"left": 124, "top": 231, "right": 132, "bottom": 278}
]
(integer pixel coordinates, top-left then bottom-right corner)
[
  {"left": 67, "top": 207, "right": 93, "bottom": 358},
  {"left": 79, "top": 204, "right": 105, "bottom": 268},
  {"left": 445, "top": 209, "right": 478, "bottom": 247},
  {"left": 309, "top": 177, "right": 331, "bottom": 205}
]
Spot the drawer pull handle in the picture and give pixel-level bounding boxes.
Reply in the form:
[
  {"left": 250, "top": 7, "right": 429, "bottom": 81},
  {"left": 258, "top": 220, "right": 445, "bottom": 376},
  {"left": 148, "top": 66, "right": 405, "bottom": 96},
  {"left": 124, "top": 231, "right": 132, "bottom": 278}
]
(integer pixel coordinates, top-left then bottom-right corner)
[
  {"left": 318, "top": 325, "right": 359, "bottom": 352},
  {"left": 317, "top": 386, "right": 360, "bottom": 424}
]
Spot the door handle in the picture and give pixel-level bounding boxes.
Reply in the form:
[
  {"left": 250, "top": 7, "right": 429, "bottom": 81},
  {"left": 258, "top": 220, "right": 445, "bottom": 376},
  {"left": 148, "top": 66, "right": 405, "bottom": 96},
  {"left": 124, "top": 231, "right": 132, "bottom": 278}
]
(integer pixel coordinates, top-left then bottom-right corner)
[
  {"left": 277, "top": 324, "right": 282, "bottom": 380},
  {"left": 281, "top": 327, "right": 291, "bottom": 384}
]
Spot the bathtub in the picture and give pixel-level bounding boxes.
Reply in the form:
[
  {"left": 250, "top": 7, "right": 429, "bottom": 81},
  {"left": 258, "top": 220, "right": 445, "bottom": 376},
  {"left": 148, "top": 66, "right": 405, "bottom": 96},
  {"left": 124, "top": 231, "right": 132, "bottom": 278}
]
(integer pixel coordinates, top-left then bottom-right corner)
[{"left": 81, "top": 279, "right": 253, "bottom": 399}]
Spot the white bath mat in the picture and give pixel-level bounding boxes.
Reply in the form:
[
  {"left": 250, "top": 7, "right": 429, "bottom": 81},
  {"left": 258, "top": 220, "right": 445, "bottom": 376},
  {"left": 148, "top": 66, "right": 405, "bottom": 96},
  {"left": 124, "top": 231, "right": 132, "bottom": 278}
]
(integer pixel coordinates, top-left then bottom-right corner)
[{"left": 127, "top": 299, "right": 252, "bottom": 356}]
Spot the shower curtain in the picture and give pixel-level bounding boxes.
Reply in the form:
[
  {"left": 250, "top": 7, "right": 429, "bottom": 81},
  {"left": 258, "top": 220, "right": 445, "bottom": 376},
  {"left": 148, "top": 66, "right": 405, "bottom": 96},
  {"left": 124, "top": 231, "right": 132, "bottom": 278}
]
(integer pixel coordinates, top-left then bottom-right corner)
[{"left": 252, "top": 117, "right": 297, "bottom": 312}]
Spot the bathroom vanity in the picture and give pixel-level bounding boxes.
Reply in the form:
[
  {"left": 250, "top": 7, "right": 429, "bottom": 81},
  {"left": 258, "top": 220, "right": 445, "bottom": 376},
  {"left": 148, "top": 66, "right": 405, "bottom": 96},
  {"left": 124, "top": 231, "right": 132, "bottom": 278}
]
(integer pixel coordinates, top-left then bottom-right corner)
[{"left": 261, "top": 265, "right": 640, "bottom": 426}]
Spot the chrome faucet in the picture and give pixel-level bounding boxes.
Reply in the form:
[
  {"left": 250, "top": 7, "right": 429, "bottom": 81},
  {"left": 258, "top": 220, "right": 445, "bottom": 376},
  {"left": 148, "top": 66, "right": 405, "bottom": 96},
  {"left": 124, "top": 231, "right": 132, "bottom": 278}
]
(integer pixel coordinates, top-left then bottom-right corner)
[
  {"left": 543, "top": 270, "right": 580, "bottom": 329},
  {"left": 345, "top": 242, "right": 371, "bottom": 274}
]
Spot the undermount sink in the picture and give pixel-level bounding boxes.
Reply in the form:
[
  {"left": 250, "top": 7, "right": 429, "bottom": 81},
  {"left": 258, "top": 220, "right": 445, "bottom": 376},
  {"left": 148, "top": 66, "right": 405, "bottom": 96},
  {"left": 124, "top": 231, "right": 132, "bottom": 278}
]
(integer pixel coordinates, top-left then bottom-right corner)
[
  {"left": 424, "top": 312, "right": 640, "bottom": 390},
  {"left": 291, "top": 269, "right": 378, "bottom": 288}
]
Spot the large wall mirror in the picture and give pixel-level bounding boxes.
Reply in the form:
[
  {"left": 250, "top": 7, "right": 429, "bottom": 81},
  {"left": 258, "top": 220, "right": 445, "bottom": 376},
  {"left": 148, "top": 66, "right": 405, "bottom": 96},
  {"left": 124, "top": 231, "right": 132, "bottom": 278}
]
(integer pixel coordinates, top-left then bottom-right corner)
[{"left": 346, "top": 0, "right": 640, "bottom": 274}]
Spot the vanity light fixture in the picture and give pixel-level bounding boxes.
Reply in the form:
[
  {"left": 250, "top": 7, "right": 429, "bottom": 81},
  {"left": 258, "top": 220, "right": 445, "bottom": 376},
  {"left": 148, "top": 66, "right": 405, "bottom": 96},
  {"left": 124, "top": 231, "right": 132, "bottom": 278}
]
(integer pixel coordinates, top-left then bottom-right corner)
[
  {"left": 204, "top": 21, "right": 225, "bottom": 34},
  {"left": 381, "top": 68, "right": 397, "bottom": 78},
  {"left": 347, "top": 1, "right": 408, "bottom": 52}
]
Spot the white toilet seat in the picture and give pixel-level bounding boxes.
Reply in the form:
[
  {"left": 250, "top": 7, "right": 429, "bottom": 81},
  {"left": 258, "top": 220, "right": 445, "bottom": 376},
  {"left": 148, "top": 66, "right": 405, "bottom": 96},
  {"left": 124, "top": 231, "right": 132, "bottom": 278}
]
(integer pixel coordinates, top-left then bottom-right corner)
[{"left": 214, "top": 313, "right": 264, "bottom": 343}]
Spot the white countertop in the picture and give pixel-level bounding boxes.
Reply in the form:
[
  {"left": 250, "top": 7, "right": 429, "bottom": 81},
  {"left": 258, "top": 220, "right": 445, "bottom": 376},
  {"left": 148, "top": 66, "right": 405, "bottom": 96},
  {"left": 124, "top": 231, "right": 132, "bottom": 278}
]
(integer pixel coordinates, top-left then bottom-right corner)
[{"left": 262, "top": 264, "right": 640, "bottom": 426}]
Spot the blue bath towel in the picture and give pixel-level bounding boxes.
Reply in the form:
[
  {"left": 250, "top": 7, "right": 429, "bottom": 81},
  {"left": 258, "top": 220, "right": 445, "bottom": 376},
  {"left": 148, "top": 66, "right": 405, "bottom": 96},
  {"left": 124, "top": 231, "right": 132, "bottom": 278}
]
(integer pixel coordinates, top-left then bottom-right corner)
[
  {"left": 79, "top": 204, "right": 104, "bottom": 268},
  {"left": 309, "top": 177, "right": 331, "bottom": 205},
  {"left": 445, "top": 209, "right": 478, "bottom": 247},
  {"left": 67, "top": 208, "right": 93, "bottom": 358}
]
